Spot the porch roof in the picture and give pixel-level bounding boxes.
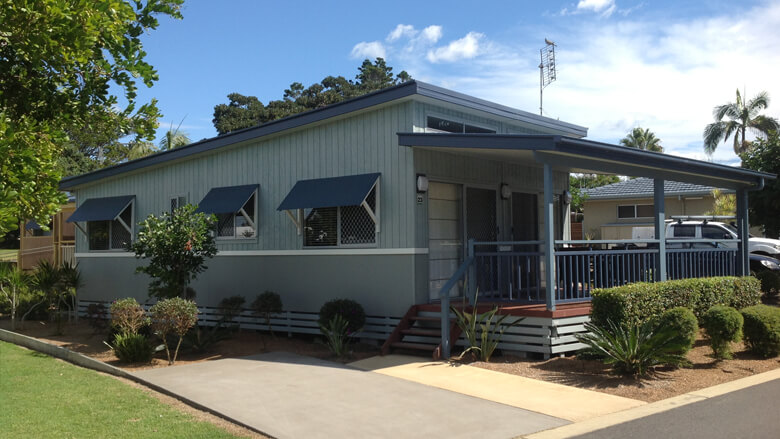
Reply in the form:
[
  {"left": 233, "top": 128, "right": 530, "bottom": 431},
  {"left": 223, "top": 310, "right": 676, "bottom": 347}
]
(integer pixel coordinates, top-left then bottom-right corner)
[{"left": 397, "top": 133, "right": 775, "bottom": 190}]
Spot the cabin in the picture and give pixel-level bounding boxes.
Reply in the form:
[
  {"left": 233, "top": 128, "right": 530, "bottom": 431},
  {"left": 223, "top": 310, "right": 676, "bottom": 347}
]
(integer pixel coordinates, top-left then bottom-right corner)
[{"left": 59, "top": 81, "right": 773, "bottom": 358}]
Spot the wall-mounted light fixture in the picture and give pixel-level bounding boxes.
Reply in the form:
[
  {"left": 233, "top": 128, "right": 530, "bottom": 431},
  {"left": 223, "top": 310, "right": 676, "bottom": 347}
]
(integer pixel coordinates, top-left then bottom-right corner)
[
  {"left": 416, "top": 174, "right": 429, "bottom": 193},
  {"left": 562, "top": 189, "right": 573, "bottom": 205},
  {"left": 500, "top": 183, "right": 511, "bottom": 200}
]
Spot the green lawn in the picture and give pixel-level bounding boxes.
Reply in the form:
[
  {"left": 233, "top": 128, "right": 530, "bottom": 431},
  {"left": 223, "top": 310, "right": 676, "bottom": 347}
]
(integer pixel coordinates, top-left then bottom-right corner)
[
  {"left": 0, "top": 249, "right": 16, "bottom": 262},
  {"left": 0, "top": 341, "right": 245, "bottom": 438}
]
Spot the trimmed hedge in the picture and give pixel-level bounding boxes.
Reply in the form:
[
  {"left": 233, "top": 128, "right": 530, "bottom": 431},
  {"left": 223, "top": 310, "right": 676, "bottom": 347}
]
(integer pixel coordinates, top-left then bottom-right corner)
[
  {"left": 740, "top": 305, "right": 780, "bottom": 358},
  {"left": 701, "top": 305, "right": 743, "bottom": 359},
  {"left": 651, "top": 307, "right": 698, "bottom": 354},
  {"left": 591, "top": 277, "right": 760, "bottom": 328}
]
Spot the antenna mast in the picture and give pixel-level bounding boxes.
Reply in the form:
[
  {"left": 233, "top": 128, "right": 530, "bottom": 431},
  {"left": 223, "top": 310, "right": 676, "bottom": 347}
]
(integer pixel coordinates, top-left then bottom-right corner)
[{"left": 539, "top": 38, "right": 557, "bottom": 116}]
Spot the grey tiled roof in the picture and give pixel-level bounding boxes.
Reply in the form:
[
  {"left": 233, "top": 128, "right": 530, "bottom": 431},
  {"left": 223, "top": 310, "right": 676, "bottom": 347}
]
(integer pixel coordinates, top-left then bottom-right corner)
[{"left": 581, "top": 177, "right": 728, "bottom": 200}]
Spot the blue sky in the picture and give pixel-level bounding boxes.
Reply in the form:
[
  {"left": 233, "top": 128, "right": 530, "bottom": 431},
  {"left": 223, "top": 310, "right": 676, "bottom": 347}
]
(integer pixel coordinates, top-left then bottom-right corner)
[{"left": 135, "top": 0, "right": 780, "bottom": 166}]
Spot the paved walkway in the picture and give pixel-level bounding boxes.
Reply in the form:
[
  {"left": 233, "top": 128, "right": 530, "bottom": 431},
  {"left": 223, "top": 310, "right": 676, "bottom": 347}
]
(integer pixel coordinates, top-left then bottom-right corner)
[
  {"left": 134, "top": 352, "right": 568, "bottom": 439},
  {"left": 349, "top": 355, "right": 645, "bottom": 422}
]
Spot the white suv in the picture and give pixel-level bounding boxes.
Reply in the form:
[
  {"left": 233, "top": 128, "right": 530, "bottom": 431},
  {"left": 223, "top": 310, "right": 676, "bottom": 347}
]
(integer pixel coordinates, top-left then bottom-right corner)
[{"left": 666, "top": 220, "right": 780, "bottom": 256}]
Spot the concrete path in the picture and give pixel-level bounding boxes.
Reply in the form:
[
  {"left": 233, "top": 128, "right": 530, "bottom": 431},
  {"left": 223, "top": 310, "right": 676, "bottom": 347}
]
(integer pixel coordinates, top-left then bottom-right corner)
[
  {"left": 134, "top": 352, "right": 568, "bottom": 439},
  {"left": 350, "top": 355, "right": 645, "bottom": 422}
]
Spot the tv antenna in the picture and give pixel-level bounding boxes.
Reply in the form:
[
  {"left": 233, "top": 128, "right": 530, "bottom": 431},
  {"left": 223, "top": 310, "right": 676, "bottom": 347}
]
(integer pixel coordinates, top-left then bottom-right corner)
[{"left": 539, "top": 38, "right": 557, "bottom": 116}]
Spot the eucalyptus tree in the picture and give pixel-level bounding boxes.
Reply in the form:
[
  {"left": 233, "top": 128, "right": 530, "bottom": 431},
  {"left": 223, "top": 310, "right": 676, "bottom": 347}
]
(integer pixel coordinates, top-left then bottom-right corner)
[
  {"left": 620, "top": 127, "right": 663, "bottom": 152},
  {"left": 703, "top": 89, "right": 780, "bottom": 155}
]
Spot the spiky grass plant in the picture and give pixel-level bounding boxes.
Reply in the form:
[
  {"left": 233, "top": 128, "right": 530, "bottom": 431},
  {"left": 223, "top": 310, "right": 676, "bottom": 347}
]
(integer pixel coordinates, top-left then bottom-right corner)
[{"left": 575, "top": 320, "right": 689, "bottom": 377}]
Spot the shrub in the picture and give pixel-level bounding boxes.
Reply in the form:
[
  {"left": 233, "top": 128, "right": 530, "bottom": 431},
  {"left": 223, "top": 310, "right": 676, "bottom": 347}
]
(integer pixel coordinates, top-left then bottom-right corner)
[
  {"left": 575, "top": 320, "right": 688, "bottom": 377},
  {"left": 701, "top": 305, "right": 743, "bottom": 359},
  {"left": 218, "top": 295, "right": 246, "bottom": 327},
  {"left": 131, "top": 204, "right": 217, "bottom": 299},
  {"left": 755, "top": 271, "right": 780, "bottom": 305},
  {"left": 108, "top": 332, "right": 154, "bottom": 363},
  {"left": 740, "top": 305, "right": 780, "bottom": 358},
  {"left": 251, "top": 291, "right": 283, "bottom": 334},
  {"left": 754, "top": 270, "right": 780, "bottom": 293},
  {"left": 651, "top": 307, "right": 698, "bottom": 355},
  {"left": 319, "top": 314, "right": 350, "bottom": 357},
  {"left": 85, "top": 303, "right": 108, "bottom": 331},
  {"left": 319, "top": 299, "right": 365, "bottom": 335},
  {"left": 150, "top": 298, "right": 199, "bottom": 365},
  {"left": 109, "top": 298, "right": 149, "bottom": 335},
  {"left": 591, "top": 277, "right": 760, "bottom": 328}
]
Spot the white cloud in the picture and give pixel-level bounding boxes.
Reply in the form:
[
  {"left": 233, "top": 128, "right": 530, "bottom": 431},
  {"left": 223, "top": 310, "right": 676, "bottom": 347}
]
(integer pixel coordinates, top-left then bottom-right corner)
[
  {"left": 420, "top": 25, "right": 443, "bottom": 43},
  {"left": 426, "top": 32, "right": 484, "bottom": 63},
  {"left": 350, "top": 41, "right": 386, "bottom": 60},
  {"left": 577, "top": 0, "right": 616, "bottom": 16},
  {"left": 387, "top": 24, "right": 415, "bottom": 42}
]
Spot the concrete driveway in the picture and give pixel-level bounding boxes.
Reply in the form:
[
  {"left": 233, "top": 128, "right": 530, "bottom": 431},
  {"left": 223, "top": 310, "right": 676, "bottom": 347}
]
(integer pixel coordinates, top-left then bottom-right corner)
[{"left": 134, "top": 352, "right": 569, "bottom": 439}]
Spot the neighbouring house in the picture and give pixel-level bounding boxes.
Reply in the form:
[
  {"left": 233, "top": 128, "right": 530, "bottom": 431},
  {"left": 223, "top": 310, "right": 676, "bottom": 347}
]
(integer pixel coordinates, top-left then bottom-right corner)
[
  {"left": 581, "top": 178, "right": 764, "bottom": 239},
  {"left": 18, "top": 199, "right": 77, "bottom": 270},
  {"left": 59, "top": 81, "right": 774, "bottom": 358}
]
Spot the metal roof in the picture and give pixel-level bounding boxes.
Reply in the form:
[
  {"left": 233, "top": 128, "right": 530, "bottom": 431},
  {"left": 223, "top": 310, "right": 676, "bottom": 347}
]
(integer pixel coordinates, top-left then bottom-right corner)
[
  {"left": 67, "top": 195, "right": 135, "bottom": 222},
  {"left": 59, "top": 81, "right": 586, "bottom": 190},
  {"left": 195, "top": 184, "right": 258, "bottom": 215},
  {"left": 397, "top": 133, "right": 775, "bottom": 190},
  {"left": 581, "top": 177, "right": 731, "bottom": 200},
  {"left": 277, "top": 173, "right": 380, "bottom": 211}
]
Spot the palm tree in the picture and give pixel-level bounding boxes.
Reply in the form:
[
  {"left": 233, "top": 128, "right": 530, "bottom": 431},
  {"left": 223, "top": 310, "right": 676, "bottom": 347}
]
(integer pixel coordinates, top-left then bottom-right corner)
[
  {"left": 620, "top": 127, "right": 663, "bottom": 152},
  {"left": 159, "top": 127, "right": 191, "bottom": 150},
  {"left": 703, "top": 89, "right": 780, "bottom": 156},
  {"left": 126, "top": 141, "right": 157, "bottom": 160}
]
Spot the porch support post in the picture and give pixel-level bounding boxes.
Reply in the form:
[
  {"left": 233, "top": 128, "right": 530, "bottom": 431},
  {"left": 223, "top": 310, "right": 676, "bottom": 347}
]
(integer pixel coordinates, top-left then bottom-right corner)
[
  {"left": 543, "top": 163, "right": 556, "bottom": 311},
  {"left": 736, "top": 189, "right": 750, "bottom": 276},
  {"left": 653, "top": 179, "right": 667, "bottom": 282}
]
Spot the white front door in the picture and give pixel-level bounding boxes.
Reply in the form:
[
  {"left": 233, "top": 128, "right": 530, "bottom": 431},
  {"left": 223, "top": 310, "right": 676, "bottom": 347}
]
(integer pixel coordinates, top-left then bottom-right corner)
[{"left": 428, "top": 182, "right": 463, "bottom": 301}]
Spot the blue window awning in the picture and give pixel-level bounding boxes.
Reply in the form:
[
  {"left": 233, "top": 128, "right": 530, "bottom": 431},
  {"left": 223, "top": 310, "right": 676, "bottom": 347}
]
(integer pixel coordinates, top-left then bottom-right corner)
[
  {"left": 25, "top": 220, "right": 42, "bottom": 230},
  {"left": 67, "top": 195, "right": 135, "bottom": 223},
  {"left": 277, "top": 173, "right": 380, "bottom": 211},
  {"left": 196, "top": 184, "right": 258, "bottom": 215}
]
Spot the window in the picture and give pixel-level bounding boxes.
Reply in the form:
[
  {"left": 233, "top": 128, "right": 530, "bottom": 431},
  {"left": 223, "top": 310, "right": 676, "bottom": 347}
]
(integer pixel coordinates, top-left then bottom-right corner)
[
  {"left": 617, "top": 204, "right": 654, "bottom": 219},
  {"left": 702, "top": 225, "right": 732, "bottom": 240},
  {"left": 426, "top": 116, "right": 496, "bottom": 134},
  {"left": 673, "top": 225, "right": 696, "bottom": 238},
  {"left": 170, "top": 195, "right": 188, "bottom": 213},
  {"left": 216, "top": 192, "right": 256, "bottom": 239},
  {"left": 87, "top": 203, "right": 133, "bottom": 250},
  {"left": 304, "top": 185, "right": 378, "bottom": 247},
  {"left": 195, "top": 185, "right": 259, "bottom": 240}
]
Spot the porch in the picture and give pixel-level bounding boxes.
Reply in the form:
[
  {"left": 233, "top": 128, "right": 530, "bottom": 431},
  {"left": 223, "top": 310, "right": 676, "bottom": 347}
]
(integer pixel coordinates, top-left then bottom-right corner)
[{"left": 395, "top": 132, "right": 773, "bottom": 359}]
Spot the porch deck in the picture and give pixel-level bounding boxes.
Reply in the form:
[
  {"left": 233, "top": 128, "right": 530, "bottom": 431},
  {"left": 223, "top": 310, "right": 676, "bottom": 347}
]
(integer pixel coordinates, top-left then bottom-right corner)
[{"left": 417, "top": 301, "right": 591, "bottom": 319}]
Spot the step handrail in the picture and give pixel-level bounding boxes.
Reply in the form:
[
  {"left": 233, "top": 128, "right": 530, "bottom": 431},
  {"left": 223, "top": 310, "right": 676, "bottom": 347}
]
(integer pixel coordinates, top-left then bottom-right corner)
[{"left": 436, "top": 255, "right": 474, "bottom": 359}]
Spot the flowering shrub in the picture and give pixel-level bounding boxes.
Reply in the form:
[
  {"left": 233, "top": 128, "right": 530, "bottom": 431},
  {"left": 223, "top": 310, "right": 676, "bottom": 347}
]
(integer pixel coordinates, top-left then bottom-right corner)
[
  {"left": 150, "top": 297, "right": 199, "bottom": 364},
  {"left": 109, "top": 298, "right": 149, "bottom": 335}
]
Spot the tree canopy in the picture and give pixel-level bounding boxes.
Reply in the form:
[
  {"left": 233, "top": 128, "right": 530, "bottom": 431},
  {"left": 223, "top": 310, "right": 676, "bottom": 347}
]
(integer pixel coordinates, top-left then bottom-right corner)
[
  {"left": 0, "top": 0, "right": 183, "bottom": 234},
  {"left": 569, "top": 174, "right": 621, "bottom": 213},
  {"left": 213, "top": 58, "right": 412, "bottom": 135},
  {"left": 703, "top": 89, "right": 780, "bottom": 156},
  {"left": 620, "top": 127, "right": 663, "bottom": 152},
  {"left": 740, "top": 131, "right": 780, "bottom": 237}
]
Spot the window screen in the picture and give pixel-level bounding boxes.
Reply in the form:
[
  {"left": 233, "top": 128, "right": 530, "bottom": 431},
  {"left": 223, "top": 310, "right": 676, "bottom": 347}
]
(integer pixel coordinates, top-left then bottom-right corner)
[{"left": 636, "top": 205, "right": 654, "bottom": 218}]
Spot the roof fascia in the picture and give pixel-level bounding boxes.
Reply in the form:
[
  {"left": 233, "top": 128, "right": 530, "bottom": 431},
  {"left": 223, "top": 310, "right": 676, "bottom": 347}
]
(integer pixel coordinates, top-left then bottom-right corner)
[{"left": 397, "top": 132, "right": 559, "bottom": 150}]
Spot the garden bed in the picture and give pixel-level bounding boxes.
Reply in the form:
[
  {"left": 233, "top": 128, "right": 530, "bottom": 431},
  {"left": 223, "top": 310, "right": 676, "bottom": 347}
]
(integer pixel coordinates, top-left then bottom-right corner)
[
  {"left": 471, "top": 333, "right": 780, "bottom": 402},
  {"left": 0, "top": 319, "right": 380, "bottom": 372}
]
